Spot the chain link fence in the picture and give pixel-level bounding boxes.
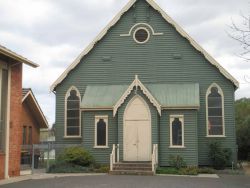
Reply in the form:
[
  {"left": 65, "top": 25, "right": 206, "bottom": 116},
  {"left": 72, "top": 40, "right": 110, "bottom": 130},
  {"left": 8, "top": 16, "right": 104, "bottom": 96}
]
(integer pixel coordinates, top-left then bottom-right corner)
[{"left": 21, "top": 143, "right": 81, "bottom": 174}]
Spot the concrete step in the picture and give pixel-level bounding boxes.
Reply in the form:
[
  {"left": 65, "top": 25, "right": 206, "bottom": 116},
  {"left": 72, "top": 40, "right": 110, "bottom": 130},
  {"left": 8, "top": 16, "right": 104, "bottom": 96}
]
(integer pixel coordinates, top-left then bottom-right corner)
[
  {"left": 113, "top": 166, "right": 152, "bottom": 171},
  {"left": 114, "top": 162, "right": 152, "bottom": 168},
  {"left": 111, "top": 162, "right": 153, "bottom": 175},
  {"left": 110, "top": 170, "right": 154, "bottom": 176}
]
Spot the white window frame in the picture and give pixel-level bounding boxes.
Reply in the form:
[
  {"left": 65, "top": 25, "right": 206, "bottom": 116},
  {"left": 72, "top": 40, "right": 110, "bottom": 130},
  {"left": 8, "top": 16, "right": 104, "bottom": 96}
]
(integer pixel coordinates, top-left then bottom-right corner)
[
  {"left": 94, "top": 115, "right": 108, "bottom": 148},
  {"left": 133, "top": 27, "right": 150, "bottom": 44},
  {"left": 169, "top": 115, "right": 185, "bottom": 148},
  {"left": 64, "top": 86, "right": 81, "bottom": 138},
  {"left": 206, "top": 83, "right": 225, "bottom": 137}
]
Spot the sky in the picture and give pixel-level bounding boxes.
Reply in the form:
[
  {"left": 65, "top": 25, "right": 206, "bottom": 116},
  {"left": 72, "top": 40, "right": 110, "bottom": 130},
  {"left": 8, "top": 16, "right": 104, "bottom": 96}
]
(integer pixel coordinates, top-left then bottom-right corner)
[{"left": 0, "top": 0, "right": 249, "bottom": 126}]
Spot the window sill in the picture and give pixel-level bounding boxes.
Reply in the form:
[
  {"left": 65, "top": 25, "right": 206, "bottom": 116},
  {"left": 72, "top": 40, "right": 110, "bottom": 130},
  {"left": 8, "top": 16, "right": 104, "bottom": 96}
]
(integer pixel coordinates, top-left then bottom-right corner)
[
  {"left": 169, "top": 146, "right": 186, "bottom": 149},
  {"left": 206, "top": 135, "right": 226, "bottom": 138},
  {"left": 63, "top": 136, "right": 82, "bottom": 139},
  {"left": 93, "top": 146, "right": 109, "bottom": 149}
]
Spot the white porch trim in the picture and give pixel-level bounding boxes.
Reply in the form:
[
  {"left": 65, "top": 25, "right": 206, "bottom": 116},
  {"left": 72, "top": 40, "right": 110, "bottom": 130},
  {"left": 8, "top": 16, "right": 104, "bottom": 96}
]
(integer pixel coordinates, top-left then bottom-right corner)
[{"left": 113, "top": 75, "right": 161, "bottom": 117}]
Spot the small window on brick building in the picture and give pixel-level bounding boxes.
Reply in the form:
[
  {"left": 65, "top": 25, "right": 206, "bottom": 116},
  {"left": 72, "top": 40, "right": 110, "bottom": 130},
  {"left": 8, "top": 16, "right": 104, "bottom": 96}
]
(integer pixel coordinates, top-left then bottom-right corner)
[
  {"left": 22, "top": 126, "right": 27, "bottom": 145},
  {"left": 28, "top": 127, "right": 32, "bottom": 144}
]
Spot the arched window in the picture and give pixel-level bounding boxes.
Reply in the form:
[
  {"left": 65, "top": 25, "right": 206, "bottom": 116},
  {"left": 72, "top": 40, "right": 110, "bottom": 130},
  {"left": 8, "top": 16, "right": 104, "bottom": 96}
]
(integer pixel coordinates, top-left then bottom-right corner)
[
  {"left": 95, "top": 116, "right": 108, "bottom": 148},
  {"left": 65, "top": 87, "right": 81, "bottom": 137},
  {"left": 170, "top": 115, "right": 184, "bottom": 148},
  {"left": 206, "top": 84, "right": 224, "bottom": 136}
]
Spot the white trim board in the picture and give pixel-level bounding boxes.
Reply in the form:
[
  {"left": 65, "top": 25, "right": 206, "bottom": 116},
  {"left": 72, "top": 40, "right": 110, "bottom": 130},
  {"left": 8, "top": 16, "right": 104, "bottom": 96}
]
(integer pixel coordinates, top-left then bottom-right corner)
[
  {"left": 50, "top": 0, "right": 239, "bottom": 91},
  {"left": 22, "top": 90, "right": 49, "bottom": 128},
  {"left": 113, "top": 75, "right": 161, "bottom": 117}
]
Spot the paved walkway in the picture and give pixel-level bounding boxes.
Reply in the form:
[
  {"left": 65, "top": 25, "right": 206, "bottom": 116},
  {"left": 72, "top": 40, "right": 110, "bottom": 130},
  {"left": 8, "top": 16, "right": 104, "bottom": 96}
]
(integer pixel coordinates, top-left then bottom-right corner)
[{"left": 0, "top": 174, "right": 250, "bottom": 188}]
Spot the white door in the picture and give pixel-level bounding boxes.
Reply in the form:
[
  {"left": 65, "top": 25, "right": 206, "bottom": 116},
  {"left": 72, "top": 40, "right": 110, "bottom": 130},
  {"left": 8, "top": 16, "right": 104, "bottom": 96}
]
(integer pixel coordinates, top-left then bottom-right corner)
[{"left": 124, "top": 96, "right": 151, "bottom": 161}]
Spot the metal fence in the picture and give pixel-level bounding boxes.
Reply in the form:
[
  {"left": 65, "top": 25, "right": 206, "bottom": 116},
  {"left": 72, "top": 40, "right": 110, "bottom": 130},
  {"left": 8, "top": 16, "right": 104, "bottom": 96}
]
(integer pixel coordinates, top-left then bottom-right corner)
[{"left": 21, "top": 143, "right": 81, "bottom": 174}]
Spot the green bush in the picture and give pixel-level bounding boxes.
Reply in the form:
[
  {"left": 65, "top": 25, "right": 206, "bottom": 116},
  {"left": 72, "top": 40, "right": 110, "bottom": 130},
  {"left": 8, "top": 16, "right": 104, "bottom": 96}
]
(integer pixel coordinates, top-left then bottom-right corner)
[
  {"left": 57, "top": 147, "right": 95, "bottom": 167},
  {"left": 156, "top": 167, "right": 179, "bottom": 174},
  {"left": 208, "top": 141, "right": 232, "bottom": 170},
  {"left": 197, "top": 167, "right": 215, "bottom": 174},
  {"left": 179, "top": 166, "right": 198, "bottom": 175},
  {"left": 48, "top": 162, "right": 90, "bottom": 173},
  {"left": 94, "top": 165, "right": 110, "bottom": 173},
  {"left": 169, "top": 155, "right": 186, "bottom": 169}
]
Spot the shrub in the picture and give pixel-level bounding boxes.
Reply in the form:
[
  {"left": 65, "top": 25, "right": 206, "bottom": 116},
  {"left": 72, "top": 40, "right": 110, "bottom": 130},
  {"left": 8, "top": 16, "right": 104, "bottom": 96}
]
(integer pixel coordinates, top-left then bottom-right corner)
[
  {"left": 179, "top": 166, "right": 198, "bottom": 175},
  {"left": 57, "top": 147, "right": 95, "bottom": 167},
  {"left": 169, "top": 155, "right": 186, "bottom": 169},
  {"left": 208, "top": 141, "right": 232, "bottom": 170},
  {"left": 197, "top": 167, "right": 215, "bottom": 174},
  {"left": 156, "top": 167, "right": 179, "bottom": 174},
  {"left": 94, "top": 165, "right": 110, "bottom": 173},
  {"left": 48, "top": 162, "right": 90, "bottom": 173}
]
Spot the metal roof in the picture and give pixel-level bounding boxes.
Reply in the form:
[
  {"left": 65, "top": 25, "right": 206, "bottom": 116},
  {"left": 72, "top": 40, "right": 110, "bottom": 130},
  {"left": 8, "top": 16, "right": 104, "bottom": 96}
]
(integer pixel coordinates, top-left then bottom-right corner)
[
  {"left": 146, "top": 83, "right": 200, "bottom": 108},
  {"left": 0, "top": 45, "right": 39, "bottom": 68},
  {"left": 81, "top": 83, "right": 200, "bottom": 109},
  {"left": 81, "top": 85, "right": 128, "bottom": 108}
]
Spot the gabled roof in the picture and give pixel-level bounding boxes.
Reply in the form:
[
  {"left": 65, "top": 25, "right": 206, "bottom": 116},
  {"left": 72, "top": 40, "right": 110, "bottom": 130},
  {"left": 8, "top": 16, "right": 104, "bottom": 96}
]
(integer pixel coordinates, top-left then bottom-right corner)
[
  {"left": 113, "top": 75, "right": 161, "bottom": 116},
  {"left": 0, "top": 45, "right": 39, "bottom": 68},
  {"left": 50, "top": 0, "right": 239, "bottom": 91},
  {"left": 22, "top": 88, "right": 48, "bottom": 128}
]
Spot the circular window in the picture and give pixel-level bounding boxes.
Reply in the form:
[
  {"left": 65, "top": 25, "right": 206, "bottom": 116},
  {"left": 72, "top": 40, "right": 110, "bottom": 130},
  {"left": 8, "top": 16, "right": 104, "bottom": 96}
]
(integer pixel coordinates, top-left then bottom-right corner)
[{"left": 133, "top": 27, "right": 150, "bottom": 44}]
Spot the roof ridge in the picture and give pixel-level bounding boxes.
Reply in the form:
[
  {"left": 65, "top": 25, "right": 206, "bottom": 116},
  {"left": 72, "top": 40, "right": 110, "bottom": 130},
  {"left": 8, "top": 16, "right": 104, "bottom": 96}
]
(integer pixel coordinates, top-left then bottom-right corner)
[{"left": 50, "top": 0, "right": 239, "bottom": 91}]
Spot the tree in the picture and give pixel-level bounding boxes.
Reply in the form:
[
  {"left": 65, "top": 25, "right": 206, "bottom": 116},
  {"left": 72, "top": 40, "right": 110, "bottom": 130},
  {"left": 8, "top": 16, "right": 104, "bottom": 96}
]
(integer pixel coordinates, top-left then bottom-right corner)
[
  {"left": 229, "top": 13, "right": 250, "bottom": 61},
  {"left": 235, "top": 98, "right": 250, "bottom": 160}
]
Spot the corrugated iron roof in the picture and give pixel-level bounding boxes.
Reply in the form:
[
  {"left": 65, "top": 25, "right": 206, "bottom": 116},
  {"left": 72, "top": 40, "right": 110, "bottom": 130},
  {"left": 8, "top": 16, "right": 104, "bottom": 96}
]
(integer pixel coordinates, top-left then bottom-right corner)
[
  {"left": 81, "top": 85, "right": 128, "bottom": 108},
  {"left": 81, "top": 83, "right": 200, "bottom": 109}
]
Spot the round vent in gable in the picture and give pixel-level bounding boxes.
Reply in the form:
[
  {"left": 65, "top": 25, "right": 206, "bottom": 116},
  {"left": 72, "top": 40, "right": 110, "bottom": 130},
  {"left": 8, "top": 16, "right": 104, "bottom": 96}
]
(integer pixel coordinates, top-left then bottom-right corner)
[{"left": 133, "top": 27, "right": 150, "bottom": 44}]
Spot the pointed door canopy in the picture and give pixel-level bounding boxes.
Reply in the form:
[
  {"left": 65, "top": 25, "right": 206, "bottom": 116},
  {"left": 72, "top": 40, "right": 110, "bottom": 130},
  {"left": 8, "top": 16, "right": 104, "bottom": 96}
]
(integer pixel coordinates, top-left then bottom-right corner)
[
  {"left": 51, "top": 0, "right": 239, "bottom": 91},
  {"left": 113, "top": 75, "right": 161, "bottom": 116},
  {"left": 81, "top": 75, "right": 200, "bottom": 117}
]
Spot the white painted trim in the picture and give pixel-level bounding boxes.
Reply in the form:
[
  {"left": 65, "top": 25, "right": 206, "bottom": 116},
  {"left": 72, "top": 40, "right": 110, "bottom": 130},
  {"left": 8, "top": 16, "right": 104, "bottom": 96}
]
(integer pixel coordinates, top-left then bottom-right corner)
[
  {"left": 64, "top": 86, "right": 81, "bottom": 137},
  {"left": 22, "top": 90, "right": 49, "bottom": 128},
  {"left": 206, "top": 83, "right": 225, "bottom": 137},
  {"left": 50, "top": 0, "right": 239, "bottom": 91},
  {"left": 81, "top": 108, "right": 112, "bottom": 111},
  {"left": 162, "top": 106, "right": 199, "bottom": 110},
  {"left": 0, "top": 45, "right": 39, "bottom": 68},
  {"left": 63, "top": 136, "right": 82, "bottom": 139},
  {"left": 169, "top": 115, "right": 184, "bottom": 148},
  {"left": 123, "top": 95, "right": 152, "bottom": 161},
  {"left": 133, "top": 27, "right": 150, "bottom": 44},
  {"left": 94, "top": 115, "right": 108, "bottom": 148},
  {"left": 120, "top": 22, "right": 163, "bottom": 37},
  {"left": 113, "top": 75, "right": 161, "bottom": 116},
  {"left": 4, "top": 67, "right": 11, "bottom": 179}
]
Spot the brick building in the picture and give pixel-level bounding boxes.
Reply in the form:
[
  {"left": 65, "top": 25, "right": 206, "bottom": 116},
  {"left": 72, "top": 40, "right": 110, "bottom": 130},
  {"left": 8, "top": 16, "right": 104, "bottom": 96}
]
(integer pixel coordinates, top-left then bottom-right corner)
[{"left": 0, "top": 45, "right": 40, "bottom": 179}]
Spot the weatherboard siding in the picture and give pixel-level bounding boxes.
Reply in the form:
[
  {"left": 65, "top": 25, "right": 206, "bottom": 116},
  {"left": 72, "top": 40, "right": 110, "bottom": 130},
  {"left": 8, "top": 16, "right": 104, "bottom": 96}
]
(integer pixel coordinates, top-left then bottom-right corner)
[
  {"left": 159, "top": 110, "right": 198, "bottom": 166},
  {"left": 82, "top": 111, "right": 117, "bottom": 164},
  {"left": 55, "top": 0, "right": 236, "bottom": 165}
]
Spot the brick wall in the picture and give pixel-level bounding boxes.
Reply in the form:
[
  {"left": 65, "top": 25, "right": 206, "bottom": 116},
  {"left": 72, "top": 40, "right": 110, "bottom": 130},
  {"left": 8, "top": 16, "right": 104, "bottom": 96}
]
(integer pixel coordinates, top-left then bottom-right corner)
[
  {"left": 22, "top": 102, "right": 40, "bottom": 145},
  {"left": 0, "top": 153, "right": 5, "bottom": 179},
  {"left": 8, "top": 63, "right": 22, "bottom": 177}
]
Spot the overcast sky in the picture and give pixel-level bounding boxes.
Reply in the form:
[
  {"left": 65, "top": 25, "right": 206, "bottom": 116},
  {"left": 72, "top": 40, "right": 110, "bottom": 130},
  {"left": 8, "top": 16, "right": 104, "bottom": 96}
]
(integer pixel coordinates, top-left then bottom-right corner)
[{"left": 0, "top": 0, "right": 249, "bottom": 126}]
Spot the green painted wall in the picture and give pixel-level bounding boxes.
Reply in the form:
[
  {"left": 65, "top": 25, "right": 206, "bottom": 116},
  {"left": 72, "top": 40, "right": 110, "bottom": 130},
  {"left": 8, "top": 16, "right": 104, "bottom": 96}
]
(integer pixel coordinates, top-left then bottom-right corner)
[
  {"left": 82, "top": 111, "right": 117, "bottom": 164},
  {"left": 54, "top": 0, "right": 236, "bottom": 165},
  {"left": 159, "top": 110, "right": 198, "bottom": 166}
]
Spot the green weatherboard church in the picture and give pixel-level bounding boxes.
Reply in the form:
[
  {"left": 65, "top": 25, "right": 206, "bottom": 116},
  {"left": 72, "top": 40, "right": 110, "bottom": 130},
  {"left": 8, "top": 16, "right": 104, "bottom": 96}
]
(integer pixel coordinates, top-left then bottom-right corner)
[{"left": 51, "top": 0, "right": 239, "bottom": 172}]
